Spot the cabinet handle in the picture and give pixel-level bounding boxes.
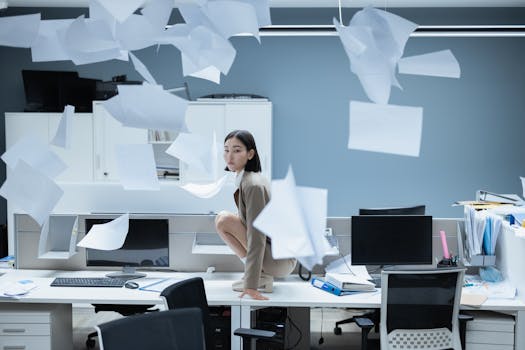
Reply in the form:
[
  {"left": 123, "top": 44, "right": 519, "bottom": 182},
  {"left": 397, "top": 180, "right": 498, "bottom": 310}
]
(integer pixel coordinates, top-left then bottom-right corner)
[
  {"left": 4, "top": 346, "right": 26, "bottom": 350},
  {"left": 2, "top": 329, "right": 26, "bottom": 333}
]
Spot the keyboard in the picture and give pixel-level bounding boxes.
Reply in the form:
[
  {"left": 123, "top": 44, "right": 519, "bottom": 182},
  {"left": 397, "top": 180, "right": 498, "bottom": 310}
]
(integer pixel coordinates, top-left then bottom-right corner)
[{"left": 50, "top": 277, "right": 128, "bottom": 288}]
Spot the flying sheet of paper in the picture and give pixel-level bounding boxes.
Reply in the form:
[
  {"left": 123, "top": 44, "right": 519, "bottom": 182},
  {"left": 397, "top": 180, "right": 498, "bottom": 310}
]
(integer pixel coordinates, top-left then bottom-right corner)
[
  {"left": 521, "top": 177, "right": 525, "bottom": 199},
  {"left": 2, "top": 135, "right": 67, "bottom": 179},
  {"left": 38, "top": 215, "right": 78, "bottom": 259},
  {"left": 253, "top": 167, "right": 314, "bottom": 259},
  {"left": 51, "top": 105, "right": 75, "bottom": 149},
  {"left": 254, "top": 167, "right": 331, "bottom": 270},
  {"left": 60, "top": 15, "right": 124, "bottom": 65},
  {"left": 103, "top": 83, "right": 188, "bottom": 131},
  {"left": 31, "top": 19, "right": 73, "bottom": 62},
  {"left": 165, "top": 132, "right": 216, "bottom": 176},
  {"left": 0, "top": 13, "right": 40, "bottom": 48},
  {"left": 77, "top": 213, "right": 130, "bottom": 250},
  {"left": 186, "top": 63, "right": 222, "bottom": 85},
  {"left": 141, "top": 0, "right": 173, "bottom": 33},
  {"left": 398, "top": 49, "right": 461, "bottom": 78},
  {"left": 180, "top": 173, "right": 231, "bottom": 199},
  {"left": 203, "top": 1, "right": 260, "bottom": 42},
  {"left": 348, "top": 101, "right": 423, "bottom": 157},
  {"left": 115, "top": 144, "right": 160, "bottom": 191},
  {"left": 0, "top": 160, "right": 64, "bottom": 227},
  {"left": 129, "top": 52, "right": 157, "bottom": 85},
  {"left": 335, "top": 7, "right": 417, "bottom": 104},
  {"left": 240, "top": 0, "right": 271, "bottom": 27},
  {"left": 115, "top": 14, "right": 158, "bottom": 51},
  {"left": 93, "top": 0, "right": 143, "bottom": 23}
]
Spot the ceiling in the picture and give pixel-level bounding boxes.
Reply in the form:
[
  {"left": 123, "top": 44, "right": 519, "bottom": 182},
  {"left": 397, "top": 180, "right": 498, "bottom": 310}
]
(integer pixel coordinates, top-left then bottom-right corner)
[{"left": 3, "top": 0, "right": 525, "bottom": 7}]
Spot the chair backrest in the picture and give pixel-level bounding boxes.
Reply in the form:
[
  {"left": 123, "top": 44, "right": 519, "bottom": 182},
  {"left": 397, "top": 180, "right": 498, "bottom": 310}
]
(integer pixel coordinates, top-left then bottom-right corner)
[
  {"left": 160, "top": 277, "right": 214, "bottom": 350},
  {"left": 380, "top": 268, "right": 465, "bottom": 350},
  {"left": 96, "top": 308, "right": 205, "bottom": 350}
]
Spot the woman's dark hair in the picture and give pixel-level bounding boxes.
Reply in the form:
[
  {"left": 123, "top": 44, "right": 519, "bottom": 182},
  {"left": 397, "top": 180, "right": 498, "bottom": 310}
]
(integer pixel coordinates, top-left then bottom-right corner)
[{"left": 224, "top": 130, "right": 262, "bottom": 172}]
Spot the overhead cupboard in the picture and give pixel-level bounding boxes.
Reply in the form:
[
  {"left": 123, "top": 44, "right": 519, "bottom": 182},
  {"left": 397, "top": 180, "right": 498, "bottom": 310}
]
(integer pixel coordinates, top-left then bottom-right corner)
[{"left": 5, "top": 99, "right": 272, "bottom": 184}]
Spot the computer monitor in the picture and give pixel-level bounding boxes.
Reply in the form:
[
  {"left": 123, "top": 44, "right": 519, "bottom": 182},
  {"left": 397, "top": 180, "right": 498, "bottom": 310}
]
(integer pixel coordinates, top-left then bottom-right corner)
[
  {"left": 359, "top": 205, "right": 426, "bottom": 216},
  {"left": 351, "top": 215, "right": 432, "bottom": 266},
  {"left": 85, "top": 218, "right": 169, "bottom": 278}
]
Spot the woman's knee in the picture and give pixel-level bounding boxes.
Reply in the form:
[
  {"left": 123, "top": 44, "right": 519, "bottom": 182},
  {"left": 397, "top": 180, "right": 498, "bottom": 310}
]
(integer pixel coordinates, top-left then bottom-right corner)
[{"left": 215, "top": 211, "right": 233, "bottom": 232}]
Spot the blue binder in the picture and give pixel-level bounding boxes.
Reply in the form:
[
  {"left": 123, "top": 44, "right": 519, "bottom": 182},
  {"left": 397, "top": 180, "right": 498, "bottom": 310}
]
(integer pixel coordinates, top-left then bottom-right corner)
[{"left": 311, "top": 277, "right": 362, "bottom": 296}]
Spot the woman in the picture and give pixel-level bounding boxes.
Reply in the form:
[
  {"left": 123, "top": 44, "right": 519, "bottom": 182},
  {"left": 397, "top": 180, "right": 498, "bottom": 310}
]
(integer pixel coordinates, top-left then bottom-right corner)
[{"left": 215, "top": 130, "right": 296, "bottom": 300}]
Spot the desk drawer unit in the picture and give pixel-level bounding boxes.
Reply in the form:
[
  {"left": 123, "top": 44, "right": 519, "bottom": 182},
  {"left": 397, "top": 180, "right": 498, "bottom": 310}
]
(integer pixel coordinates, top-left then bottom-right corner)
[
  {"left": 0, "top": 304, "right": 71, "bottom": 350},
  {"left": 464, "top": 311, "right": 515, "bottom": 350}
]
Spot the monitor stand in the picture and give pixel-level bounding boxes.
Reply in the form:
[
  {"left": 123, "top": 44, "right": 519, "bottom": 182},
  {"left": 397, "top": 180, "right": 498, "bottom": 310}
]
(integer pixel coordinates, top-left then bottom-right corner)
[{"left": 106, "top": 266, "right": 146, "bottom": 280}]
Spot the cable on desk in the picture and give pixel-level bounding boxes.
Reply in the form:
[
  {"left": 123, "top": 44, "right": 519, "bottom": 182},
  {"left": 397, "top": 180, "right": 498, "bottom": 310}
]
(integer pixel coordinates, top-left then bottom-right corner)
[{"left": 298, "top": 264, "right": 311, "bottom": 281}]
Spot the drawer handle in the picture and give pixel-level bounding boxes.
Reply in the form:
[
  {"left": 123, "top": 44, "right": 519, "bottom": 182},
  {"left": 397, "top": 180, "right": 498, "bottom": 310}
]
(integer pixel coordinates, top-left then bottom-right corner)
[
  {"left": 2, "top": 329, "right": 26, "bottom": 333},
  {"left": 4, "top": 346, "right": 27, "bottom": 350}
]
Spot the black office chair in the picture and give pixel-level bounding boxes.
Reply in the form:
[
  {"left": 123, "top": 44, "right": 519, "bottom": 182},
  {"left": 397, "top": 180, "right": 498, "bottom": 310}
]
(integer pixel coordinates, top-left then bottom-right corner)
[
  {"left": 355, "top": 268, "right": 473, "bottom": 350},
  {"left": 160, "top": 277, "right": 280, "bottom": 350},
  {"left": 85, "top": 304, "right": 157, "bottom": 348},
  {"left": 95, "top": 308, "right": 206, "bottom": 350}
]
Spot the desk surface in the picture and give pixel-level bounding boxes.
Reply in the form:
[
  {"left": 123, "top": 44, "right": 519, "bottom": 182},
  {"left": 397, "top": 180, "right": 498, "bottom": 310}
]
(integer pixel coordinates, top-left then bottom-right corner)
[{"left": 1, "top": 269, "right": 525, "bottom": 312}]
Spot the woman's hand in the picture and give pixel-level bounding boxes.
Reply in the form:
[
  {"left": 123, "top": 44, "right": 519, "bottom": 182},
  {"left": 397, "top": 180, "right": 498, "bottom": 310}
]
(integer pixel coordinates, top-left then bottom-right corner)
[{"left": 239, "top": 288, "right": 269, "bottom": 300}]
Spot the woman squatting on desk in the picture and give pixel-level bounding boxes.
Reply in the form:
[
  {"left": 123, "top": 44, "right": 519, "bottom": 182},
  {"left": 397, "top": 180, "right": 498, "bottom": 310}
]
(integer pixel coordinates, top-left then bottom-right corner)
[{"left": 215, "top": 130, "right": 297, "bottom": 300}]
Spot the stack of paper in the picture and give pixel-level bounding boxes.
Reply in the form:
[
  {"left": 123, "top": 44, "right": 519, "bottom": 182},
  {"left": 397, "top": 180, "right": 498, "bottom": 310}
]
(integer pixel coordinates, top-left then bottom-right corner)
[{"left": 325, "top": 272, "right": 375, "bottom": 292}]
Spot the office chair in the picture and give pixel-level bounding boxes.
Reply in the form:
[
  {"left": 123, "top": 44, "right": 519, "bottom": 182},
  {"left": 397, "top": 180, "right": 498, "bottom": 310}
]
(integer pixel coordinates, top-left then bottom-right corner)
[
  {"left": 85, "top": 304, "right": 157, "bottom": 348},
  {"left": 160, "top": 277, "right": 280, "bottom": 350},
  {"left": 355, "top": 268, "right": 473, "bottom": 350},
  {"left": 96, "top": 308, "right": 205, "bottom": 350}
]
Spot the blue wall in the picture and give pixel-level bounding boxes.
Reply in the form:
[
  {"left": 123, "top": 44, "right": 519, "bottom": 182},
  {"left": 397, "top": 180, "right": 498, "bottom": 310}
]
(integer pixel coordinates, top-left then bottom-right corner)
[{"left": 1, "top": 7, "right": 525, "bottom": 224}]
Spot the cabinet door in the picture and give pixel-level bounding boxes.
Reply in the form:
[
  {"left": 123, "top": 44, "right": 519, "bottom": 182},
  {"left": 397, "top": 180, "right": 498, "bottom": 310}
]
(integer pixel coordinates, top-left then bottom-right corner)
[
  {"left": 182, "top": 103, "right": 226, "bottom": 183},
  {"left": 48, "top": 113, "right": 94, "bottom": 181},
  {"left": 5, "top": 113, "right": 49, "bottom": 148},
  {"left": 93, "top": 102, "right": 148, "bottom": 181},
  {"left": 225, "top": 103, "right": 272, "bottom": 180}
]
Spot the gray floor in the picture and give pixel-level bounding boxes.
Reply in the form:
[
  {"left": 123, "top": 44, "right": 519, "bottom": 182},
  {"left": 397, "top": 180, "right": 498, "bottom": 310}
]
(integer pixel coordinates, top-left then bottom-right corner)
[{"left": 72, "top": 307, "right": 372, "bottom": 350}]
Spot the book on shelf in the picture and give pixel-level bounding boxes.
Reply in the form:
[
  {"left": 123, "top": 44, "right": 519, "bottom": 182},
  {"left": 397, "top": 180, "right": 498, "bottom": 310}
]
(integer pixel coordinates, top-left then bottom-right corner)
[{"left": 325, "top": 272, "right": 375, "bottom": 292}]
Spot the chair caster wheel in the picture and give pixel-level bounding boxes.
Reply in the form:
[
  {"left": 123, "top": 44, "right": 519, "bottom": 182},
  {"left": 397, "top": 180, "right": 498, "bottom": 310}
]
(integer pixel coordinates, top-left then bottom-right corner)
[
  {"left": 334, "top": 327, "right": 342, "bottom": 335},
  {"left": 86, "top": 338, "right": 96, "bottom": 348}
]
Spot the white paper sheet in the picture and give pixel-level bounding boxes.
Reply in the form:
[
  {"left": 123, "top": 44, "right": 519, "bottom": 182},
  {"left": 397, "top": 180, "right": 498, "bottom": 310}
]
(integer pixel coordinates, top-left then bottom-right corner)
[
  {"left": 141, "top": 0, "right": 173, "bottom": 32},
  {"left": 115, "top": 14, "right": 157, "bottom": 51},
  {"left": 253, "top": 167, "right": 331, "bottom": 270},
  {"left": 239, "top": 0, "right": 271, "bottom": 27},
  {"left": 60, "top": 15, "right": 123, "bottom": 65},
  {"left": 0, "top": 160, "right": 64, "bottom": 227},
  {"left": 204, "top": 1, "right": 260, "bottom": 41},
  {"left": 103, "top": 83, "right": 188, "bottom": 131},
  {"left": 31, "top": 19, "right": 73, "bottom": 62},
  {"left": 129, "top": 52, "right": 157, "bottom": 84},
  {"left": 165, "top": 132, "right": 216, "bottom": 176},
  {"left": 38, "top": 215, "right": 78, "bottom": 259},
  {"left": 180, "top": 174, "right": 231, "bottom": 199},
  {"left": 398, "top": 49, "right": 461, "bottom": 78},
  {"left": 51, "top": 105, "right": 75, "bottom": 149},
  {"left": 0, "top": 13, "right": 40, "bottom": 48},
  {"left": 325, "top": 257, "right": 373, "bottom": 280},
  {"left": 2, "top": 135, "right": 67, "bottom": 179},
  {"left": 77, "top": 213, "right": 130, "bottom": 250},
  {"left": 115, "top": 144, "right": 160, "bottom": 191},
  {"left": 93, "top": 0, "right": 143, "bottom": 23},
  {"left": 348, "top": 101, "right": 423, "bottom": 157},
  {"left": 521, "top": 177, "right": 525, "bottom": 199}
]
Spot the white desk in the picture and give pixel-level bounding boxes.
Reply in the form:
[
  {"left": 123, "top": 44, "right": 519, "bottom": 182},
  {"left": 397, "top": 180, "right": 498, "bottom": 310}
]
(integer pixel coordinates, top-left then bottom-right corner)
[{"left": 2, "top": 270, "right": 525, "bottom": 350}]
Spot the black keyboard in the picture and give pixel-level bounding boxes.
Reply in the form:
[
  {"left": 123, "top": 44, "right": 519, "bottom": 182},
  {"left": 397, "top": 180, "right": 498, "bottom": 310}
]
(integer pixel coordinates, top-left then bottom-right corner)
[{"left": 50, "top": 277, "right": 128, "bottom": 288}]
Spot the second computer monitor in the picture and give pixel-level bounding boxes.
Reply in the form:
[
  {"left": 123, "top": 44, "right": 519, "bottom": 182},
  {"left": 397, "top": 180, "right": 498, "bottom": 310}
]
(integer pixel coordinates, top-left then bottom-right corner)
[
  {"left": 358, "top": 205, "right": 426, "bottom": 216},
  {"left": 351, "top": 215, "right": 432, "bottom": 266}
]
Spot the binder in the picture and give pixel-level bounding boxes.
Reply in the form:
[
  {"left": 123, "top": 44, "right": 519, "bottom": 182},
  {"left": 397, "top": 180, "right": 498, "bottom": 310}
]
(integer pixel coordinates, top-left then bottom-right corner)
[{"left": 311, "top": 277, "right": 368, "bottom": 296}]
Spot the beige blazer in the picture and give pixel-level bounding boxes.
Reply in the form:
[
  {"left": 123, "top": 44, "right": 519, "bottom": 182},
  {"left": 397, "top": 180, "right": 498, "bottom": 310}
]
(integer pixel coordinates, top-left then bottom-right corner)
[{"left": 236, "top": 171, "right": 271, "bottom": 289}]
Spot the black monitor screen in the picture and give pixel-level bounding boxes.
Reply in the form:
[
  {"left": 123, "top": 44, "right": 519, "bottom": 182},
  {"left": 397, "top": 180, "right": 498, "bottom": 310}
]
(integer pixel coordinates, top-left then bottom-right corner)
[
  {"left": 351, "top": 215, "right": 432, "bottom": 266},
  {"left": 85, "top": 219, "right": 169, "bottom": 267},
  {"left": 359, "top": 205, "right": 425, "bottom": 216}
]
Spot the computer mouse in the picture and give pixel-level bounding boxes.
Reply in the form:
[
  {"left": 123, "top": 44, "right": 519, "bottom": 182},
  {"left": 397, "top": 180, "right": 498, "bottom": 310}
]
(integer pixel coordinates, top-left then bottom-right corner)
[{"left": 124, "top": 281, "right": 139, "bottom": 289}]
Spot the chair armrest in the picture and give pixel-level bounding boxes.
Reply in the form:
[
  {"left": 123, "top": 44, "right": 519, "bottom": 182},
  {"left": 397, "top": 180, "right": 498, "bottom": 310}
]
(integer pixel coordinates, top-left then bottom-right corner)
[
  {"left": 355, "top": 317, "right": 374, "bottom": 330},
  {"left": 234, "top": 327, "right": 276, "bottom": 340}
]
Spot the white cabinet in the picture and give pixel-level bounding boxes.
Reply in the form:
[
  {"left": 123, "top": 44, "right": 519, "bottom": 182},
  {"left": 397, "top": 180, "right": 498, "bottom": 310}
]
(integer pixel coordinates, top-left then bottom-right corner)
[
  {"left": 0, "top": 304, "right": 72, "bottom": 350},
  {"left": 92, "top": 102, "right": 148, "bottom": 181},
  {"left": 184, "top": 99, "right": 272, "bottom": 182},
  {"left": 5, "top": 112, "right": 94, "bottom": 182}
]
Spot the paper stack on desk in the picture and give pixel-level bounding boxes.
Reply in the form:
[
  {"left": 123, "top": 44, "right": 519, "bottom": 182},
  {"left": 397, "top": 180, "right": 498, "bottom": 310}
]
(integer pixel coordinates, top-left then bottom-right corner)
[{"left": 325, "top": 272, "right": 375, "bottom": 292}]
